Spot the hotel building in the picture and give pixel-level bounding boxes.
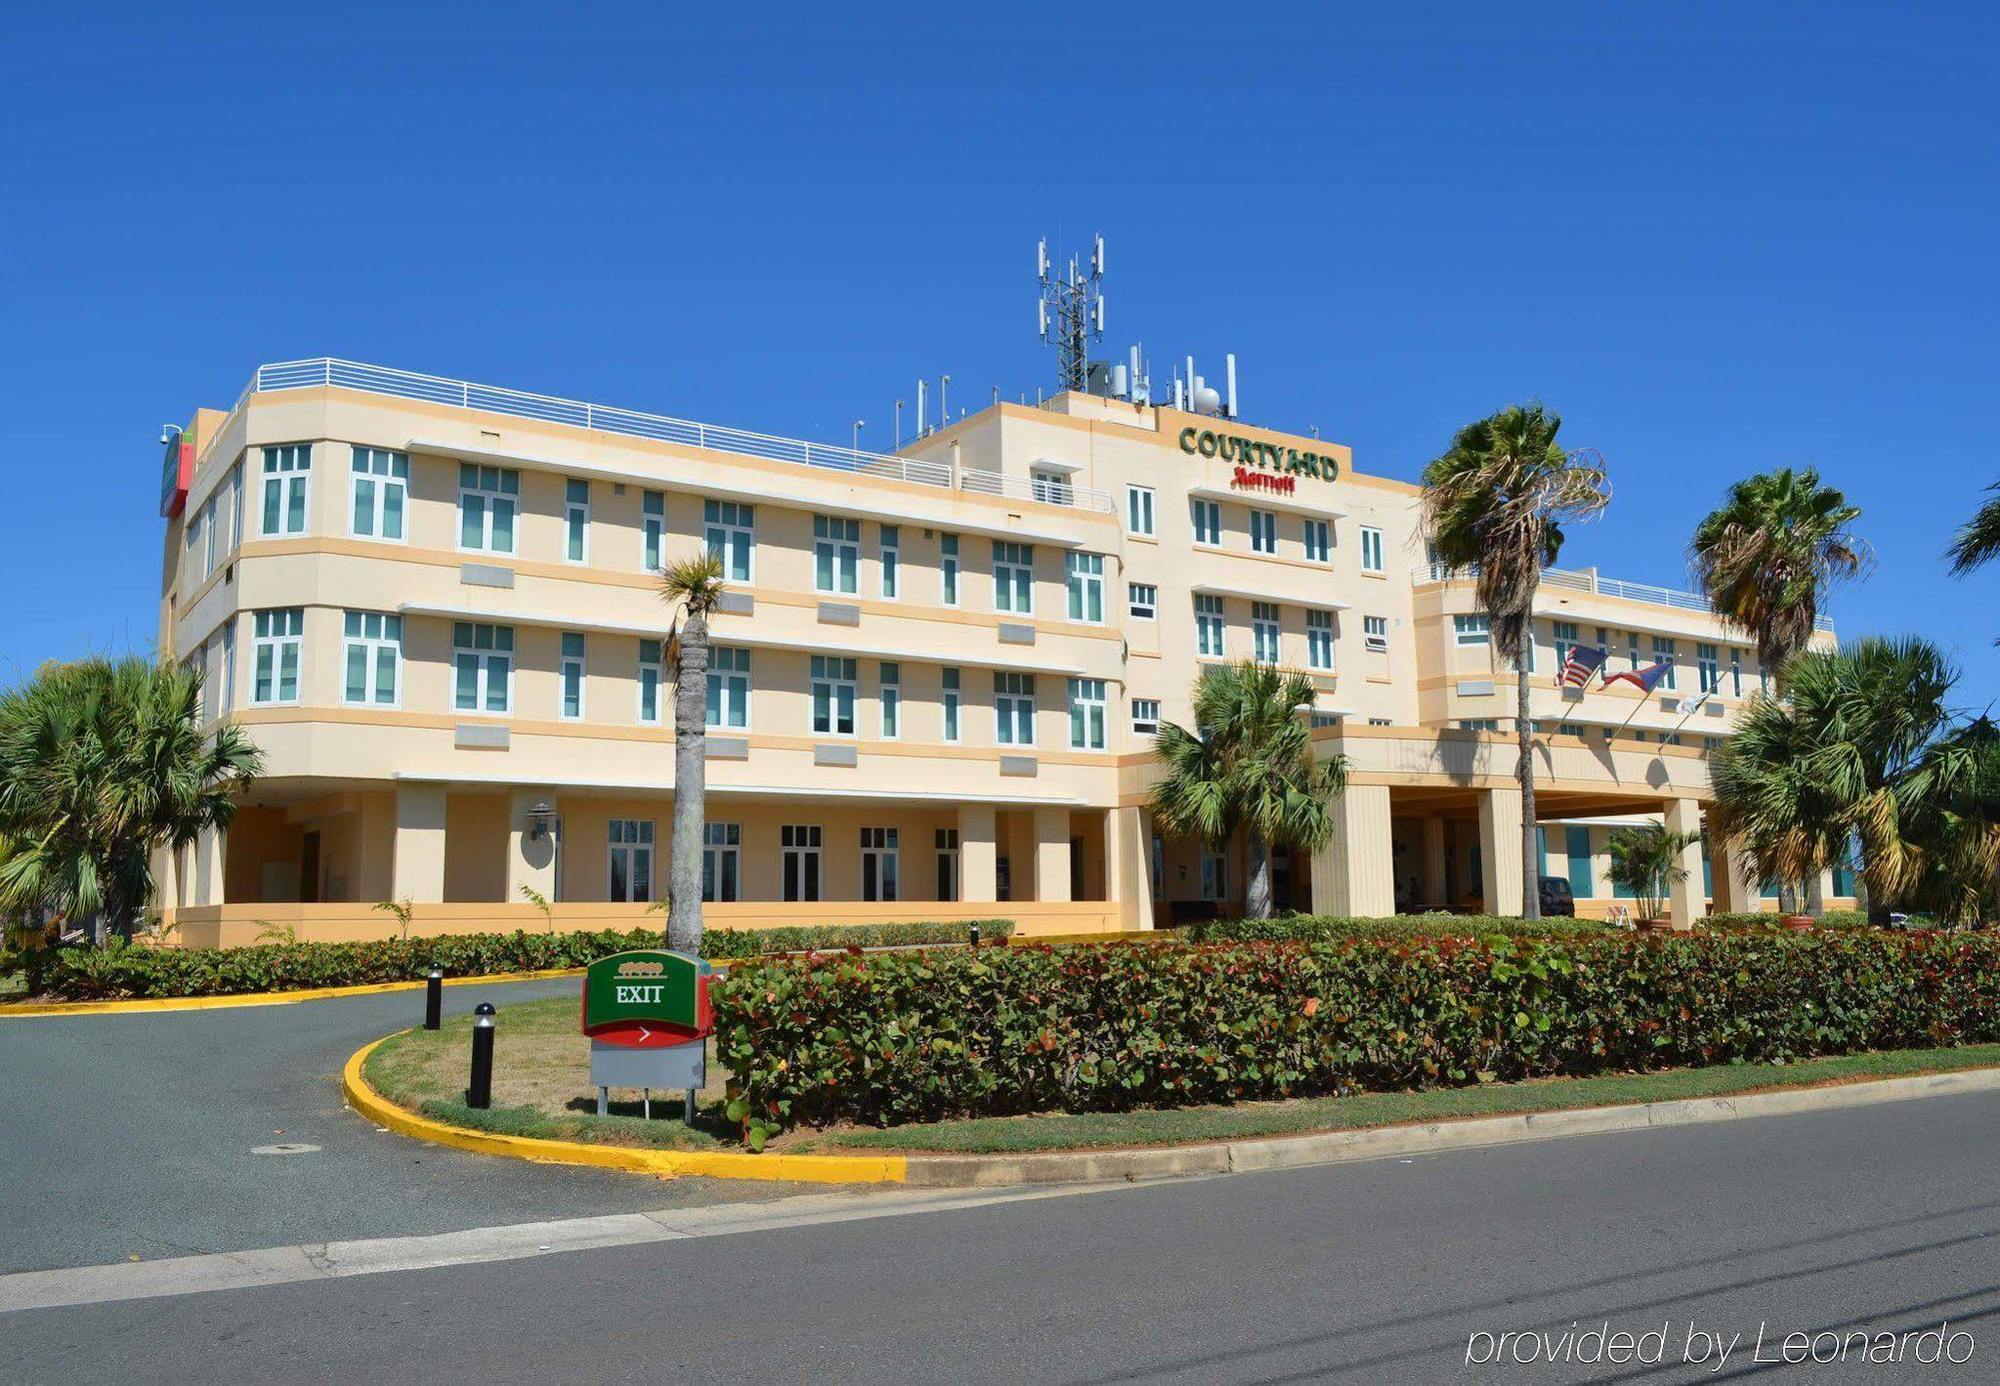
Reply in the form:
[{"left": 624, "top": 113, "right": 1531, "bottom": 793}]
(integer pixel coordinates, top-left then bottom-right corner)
[{"left": 155, "top": 358, "right": 1845, "bottom": 946}]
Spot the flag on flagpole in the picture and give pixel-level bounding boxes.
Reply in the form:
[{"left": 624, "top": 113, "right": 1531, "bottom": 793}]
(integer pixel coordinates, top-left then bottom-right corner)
[
  {"left": 1679, "top": 690, "right": 1712, "bottom": 716},
  {"left": 1603, "top": 659, "right": 1674, "bottom": 694},
  {"left": 1555, "top": 644, "right": 1607, "bottom": 689}
]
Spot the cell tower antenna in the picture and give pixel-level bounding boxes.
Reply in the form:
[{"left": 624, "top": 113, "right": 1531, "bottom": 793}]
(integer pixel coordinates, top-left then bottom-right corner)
[{"left": 1036, "top": 232, "right": 1105, "bottom": 393}]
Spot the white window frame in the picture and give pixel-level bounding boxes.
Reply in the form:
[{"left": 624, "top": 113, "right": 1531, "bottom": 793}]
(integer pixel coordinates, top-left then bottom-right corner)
[
  {"left": 1303, "top": 517, "right": 1331, "bottom": 564},
  {"left": 1200, "top": 850, "right": 1228, "bottom": 902},
  {"left": 1653, "top": 635, "right": 1678, "bottom": 690},
  {"left": 993, "top": 541, "right": 1034, "bottom": 614},
  {"left": 879, "top": 524, "right": 900, "bottom": 600},
  {"left": 229, "top": 461, "right": 245, "bottom": 552},
  {"left": 814, "top": 514, "right": 860, "bottom": 594},
  {"left": 1364, "top": 614, "right": 1389, "bottom": 654},
  {"left": 1454, "top": 614, "right": 1491, "bottom": 647},
  {"left": 702, "top": 822, "right": 741, "bottom": 903},
  {"left": 1306, "top": 609, "right": 1334, "bottom": 671},
  {"left": 1359, "top": 525, "right": 1386, "bottom": 573},
  {"left": 251, "top": 608, "right": 303, "bottom": 706},
  {"left": 349, "top": 447, "right": 409, "bottom": 542},
  {"left": 1030, "top": 468, "right": 1073, "bottom": 506},
  {"left": 1191, "top": 498, "right": 1222, "bottom": 546},
  {"left": 995, "top": 671, "right": 1036, "bottom": 746},
  {"left": 1252, "top": 602, "right": 1281, "bottom": 665},
  {"left": 860, "top": 826, "right": 900, "bottom": 902},
  {"left": 456, "top": 464, "right": 519, "bottom": 555},
  {"left": 1128, "top": 583, "right": 1157, "bottom": 620},
  {"left": 560, "top": 631, "right": 586, "bottom": 721},
  {"left": 935, "top": 828, "right": 960, "bottom": 902},
  {"left": 341, "top": 610, "right": 402, "bottom": 707},
  {"left": 219, "top": 619, "right": 237, "bottom": 716},
  {"left": 707, "top": 646, "right": 750, "bottom": 729},
  {"left": 260, "top": 444, "right": 311, "bottom": 537},
  {"left": 1125, "top": 484, "right": 1156, "bottom": 536},
  {"left": 1131, "top": 699, "right": 1161, "bottom": 736},
  {"left": 1249, "top": 508, "right": 1277, "bottom": 555},
  {"left": 781, "top": 824, "right": 823, "bottom": 902},
  {"left": 452, "top": 622, "right": 514, "bottom": 714},
  {"left": 564, "top": 478, "right": 590, "bottom": 563},
  {"left": 637, "top": 638, "right": 664, "bottom": 725},
  {"left": 1068, "top": 677, "right": 1107, "bottom": 750},
  {"left": 704, "top": 499, "right": 754, "bottom": 582},
  {"left": 879, "top": 662, "right": 901, "bottom": 739},
  {"left": 201, "top": 493, "right": 218, "bottom": 577},
  {"left": 1195, "top": 594, "right": 1225, "bottom": 658},
  {"left": 940, "top": 533, "right": 960, "bottom": 607},
  {"left": 811, "top": 655, "right": 858, "bottom": 736},
  {"left": 1697, "top": 642, "right": 1721, "bottom": 694},
  {"left": 607, "top": 819, "right": 655, "bottom": 903},
  {"left": 1065, "top": 551, "right": 1105, "bottom": 623},
  {"left": 942, "top": 667, "right": 961, "bottom": 743},
  {"left": 643, "top": 491, "right": 665, "bottom": 572}
]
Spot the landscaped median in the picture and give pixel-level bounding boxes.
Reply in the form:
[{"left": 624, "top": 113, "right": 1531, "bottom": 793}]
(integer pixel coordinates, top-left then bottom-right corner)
[{"left": 348, "top": 925, "right": 2000, "bottom": 1185}]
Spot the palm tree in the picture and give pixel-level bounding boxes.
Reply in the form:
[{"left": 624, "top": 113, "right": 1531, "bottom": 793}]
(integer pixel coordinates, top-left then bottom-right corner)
[
  {"left": 0, "top": 657, "right": 261, "bottom": 942},
  {"left": 658, "top": 552, "right": 726, "bottom": 953},
  {"left": 1946, "top": 481, "right": 2000, "bottom": 578},
  {"left": 1605, "top": 822, "right": 1701, "bottom": 926},
  {"left": 1422, "top": 403, "right": 1610, "bottom": 920},
  {"left": 1151, "top": 662, "right": 1350, "bottom": 919},
  {"left": 1689, "top": 467, "right": 1867, "bottom": 689},
  {"left": 1705, "top": 684, "right": 1845, "bottom": 918}
]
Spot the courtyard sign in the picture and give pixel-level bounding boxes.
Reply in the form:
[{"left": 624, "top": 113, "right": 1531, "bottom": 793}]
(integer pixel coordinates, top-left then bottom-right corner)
[
  {"left": 1179, "top": 426, "right": 1339, "bottom": 486},
  {"left": 582, "top": 949, "right": 714, "bottom": 1120}
]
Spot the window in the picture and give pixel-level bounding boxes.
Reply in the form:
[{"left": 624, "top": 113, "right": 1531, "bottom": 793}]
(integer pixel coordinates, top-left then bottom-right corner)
[
  {"left": 607, "top": 820, "right": 654, "bottom": 903},
  {"left": 1128, "top": 583, "right": 1157, "bottom": 620},
  {"left": 702, "top": 823, "right": 740, "bottom": 903},
  {"left": 1303, "top": 517, "right": 1331, "bottom": 563},
  {"left": 879, "top": 525, "right": 900, "bottom": 599},
  {"left": 1453, "top": 614, "right": 1491, "bottom": 646},
  {"left": 1731, "top": 648, "right": 1744, "bottom": 696},
  {"left": 860, "top": 827, "right": 900, "bottom": 901},
  {"left": 183, "top": 502, "right": 202, "bottom": 579},
  {"left": 708, "top": 647, "right": 750, "bottom": 729},
  {"left": 1368, "top": 717, "right": 1392, "bottom": 726},
  {"left": 1565, "top": 825, "right": 1594, "bottom": 898},
  {"left": 1068, "top": 678, "right": 1107, "bottom": 750},
  {"left": 1131, "top": 699, "right": 1161, "bottom": 736},
  {"left": 940, "top": 534, "right": 960, "bottom": 606},
  {"left": 1364, "top": 615, "right": 1389, "bottom": 653},
  {"left": 1306, "top": 609, "right": 1335, "bottom": 670},
  {"left": 201, "top": 494, "right": 218, "bottom": 576},
  {"left": 564, "top": 479, "right": 590, "bottom": 562},
  {"left": 1559, "top": 721, "right": 1587, "bottom": 737},
  {"left": 995, "top": 672, "right": 1035, "bottom": 746},
  {"left": 457, "top": 464, "right": 518, "bottom": 553},
  {"left": 1310, "top": 712, "right": 1343, "bottom": 729},
  {"left": 1126, "top": 485, "right": 1156, "bottom": 536},
  {"left": 1359, "top": 525, "right": 1385, "bottom": 573},
  {"left": 814, "top": 514, "right": 860, "bottom": 593},
  {"left": 1252, "top": 602, "right": 1281, "bottom": 664},
  {"left": 1195, "top": 594, "right": 1225, "bottom": 657},
  {"left": 879, "top": 662, "right": 901, "bottom": 738},
  {"left": 341, "top": 611, "right": 401, "bottom": 706},
  {"left": 452, "top": 622, "right": 514, "bottom": 713},
  {"left": 1065, "top": 552, "right": 1104, "bottom": 623},
  {"left": 643, "top": 491, "right": 665, "bottom": 572},
  {"left": 1626, "top": 630, "right": 1641, "bottom": 669},
  {"left": 1697, "top": 642, "right": 1720, "bottom": 694},
  {"left": 1151, "top": 835, "right": 1164, "bottom": 902},
  {"left": 219, "top": 620, "right": 236, "bottom": 716},
  {"left": 1653, "top": 635, "right": 1677, "bottom": 689},
  {"left": 1191, "top": 498, "right": 1222, "bottom": 546},
  {"left": 350, "top": 447, "right": 409, "bottom": 541},
  {"left": 993, "top": 541, "right": 1034, "bottom": 613},
  {"left": 560, "top": 632, "right": 586, "bottom": 720},
  {"left": 260, "top": 445, "right": 311, "bottom": 536},
  {"left": 637, "top": 639, "right": 663, "bottom": 724},
  {"left": 1458, "top": 718, "right": 1500, "bottom": 731},
  {"left": 941, "top": 667, "right": 962, "bottom": 742},
  {"left": 251, "top": 608, "right": 303, "bottom": 705},
  {"left": 811, "top": 656, "right": 857, "bottom": 735},
  {"left": 704, "top": 500, "right": 754, "bottom": 581},
  {"left": 229, "top": 462, "right": 245, "bottom": 552},
  {"left": 1200, "top": 850, "right": 1227, "bottom": 902},
  {"left": 935, "top": 829, "right": 959, "bottom": 902},
  {"left": 1031, "top": 468, "right": 1072, "bottom": 506},
  {"left": 781, "top": 824, "right": 822, "bottom": 902},
  {"left": 1553, "top": 620, "right": 1580, "bottom": 667},
  {"left": 1249, "top": 508, "right": 1277, "bottom": 554}
]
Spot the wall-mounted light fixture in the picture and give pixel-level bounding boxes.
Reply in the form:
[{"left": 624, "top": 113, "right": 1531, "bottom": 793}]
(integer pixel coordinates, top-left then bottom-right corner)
[{"left": 528, "top": 801, "right": 554, "bottom": 841}]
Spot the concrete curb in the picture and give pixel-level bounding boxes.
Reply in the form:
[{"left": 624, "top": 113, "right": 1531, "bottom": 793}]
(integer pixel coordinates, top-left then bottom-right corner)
[{"left": 0, "top": 967, "right": 589, "bottom": 1018}]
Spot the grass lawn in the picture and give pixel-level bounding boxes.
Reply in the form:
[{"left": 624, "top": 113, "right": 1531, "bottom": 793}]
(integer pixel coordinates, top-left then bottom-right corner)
[{"left": 362, "top": 996, "right": 2000, "bottom": 1158}]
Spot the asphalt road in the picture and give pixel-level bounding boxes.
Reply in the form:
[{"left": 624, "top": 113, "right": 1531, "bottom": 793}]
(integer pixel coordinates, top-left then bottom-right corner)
[
  {"left": 8, "top": 1083, "right": 2000, "bottom": 1383},
  {"left": 0, "top": 980, "right": 812, "bottom": 1275}
]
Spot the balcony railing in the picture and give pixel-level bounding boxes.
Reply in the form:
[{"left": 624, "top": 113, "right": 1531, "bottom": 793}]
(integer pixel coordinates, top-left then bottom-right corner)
[
  {"left": 1418, "top": 561, "right": 1835, "bottom": 633},
  {"left": 237, "top": 357, "right": 1115, "bottom": 514}
]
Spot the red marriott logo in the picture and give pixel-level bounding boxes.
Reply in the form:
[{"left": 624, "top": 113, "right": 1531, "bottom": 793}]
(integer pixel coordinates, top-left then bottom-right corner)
[{"left": 1232, "top": 466, "right": 1297, "bottom": 495}]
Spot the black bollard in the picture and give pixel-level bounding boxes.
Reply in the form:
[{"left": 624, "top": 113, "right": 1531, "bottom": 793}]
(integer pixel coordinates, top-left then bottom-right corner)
[
  {"left": 467, "top": 1002, "right": 496, "bottom": 1109},
  {"left": 968, "top": 923, "right": 981, "bottom": 950},
  {"left": 424, "top": 965, "right": 443, "bottom": 1031}
]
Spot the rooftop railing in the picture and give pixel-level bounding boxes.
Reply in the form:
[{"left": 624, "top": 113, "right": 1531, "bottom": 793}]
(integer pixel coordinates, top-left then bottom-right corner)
[
  {"left": 1419, "top": 561, "right": 1835, "bottom": 633},
  {"left": 237, "top": 358, "right": 1115, "bottom": 513}
]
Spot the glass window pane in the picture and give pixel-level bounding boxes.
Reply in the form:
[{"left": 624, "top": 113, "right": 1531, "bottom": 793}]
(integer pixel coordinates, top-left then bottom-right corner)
[
  {"left": 345, "top": 644, "right": 367, "bottom": 702},
  {"left": 375, "top": 647, "right": 397, "bottom": 704},
  {"left": 492, "top": 498, "right": 515, "bottom": 552},
  {"left": 352, "top": 478, "right": 374, "bottom": 536},
  {"left": 382, "top": 483, "right": 404, "bottom": 540},
  {"left": 455, "top": 653, "right": 477, "bottom": 709},
  {"left": 460, "top": 494, "right": 483, "bottom": 548},
  {"left": 286, "top": 480, "right": 305, "bottom": 534}
]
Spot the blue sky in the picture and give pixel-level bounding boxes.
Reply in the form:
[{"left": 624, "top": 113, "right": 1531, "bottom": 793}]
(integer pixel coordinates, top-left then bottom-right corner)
[{"left": 3, "top": 3, "right": 1996, "bottom": 697}]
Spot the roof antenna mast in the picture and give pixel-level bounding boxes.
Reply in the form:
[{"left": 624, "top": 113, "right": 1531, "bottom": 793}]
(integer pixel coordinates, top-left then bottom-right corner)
[{"left": 1037, "top": 234, "right": 1104, "bottom": 394}]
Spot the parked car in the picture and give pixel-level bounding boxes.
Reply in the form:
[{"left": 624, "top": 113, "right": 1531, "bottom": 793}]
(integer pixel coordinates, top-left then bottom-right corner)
[{"left": 1537, "top": 876, "right": 1577, "bottom": 917}]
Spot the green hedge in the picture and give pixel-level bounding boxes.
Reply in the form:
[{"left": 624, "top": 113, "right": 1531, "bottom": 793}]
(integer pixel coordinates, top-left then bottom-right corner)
[
  {"left": 711, "top": 931, "right": 2000, "bottom": 1144},
  {"left": 13, "top": 919, "right": 1013, "bottom": 1002},
  {"left": 1705, "top": 910, "right": 1872, "bottom": 929},
  {"left": 1185, "top": 913, "right": 1615, "bottom": 943}
]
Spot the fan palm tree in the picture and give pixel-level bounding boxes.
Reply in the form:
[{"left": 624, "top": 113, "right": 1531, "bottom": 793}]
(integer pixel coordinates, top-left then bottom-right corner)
[
  {"left": 1421, "top": 402, "right": 1610, "bottom": 919},
  {"left": 1946, "top": 481, "right": 2000, "bottom": 578},
  {"left": 0, "top": 656, "right": 261, "bottom": 942},
  {"left": 1688, "top": 467, "right": 1866, "bottom": 689},
  {"left": 658, "top": 551, "right": 726, "bottom": 953},
  {"left": 1605, "top": 822, "right": 1701, "bottom": 926},
  {"left": 1151, "top": 662, "right": 1350, "bottom": 919}
]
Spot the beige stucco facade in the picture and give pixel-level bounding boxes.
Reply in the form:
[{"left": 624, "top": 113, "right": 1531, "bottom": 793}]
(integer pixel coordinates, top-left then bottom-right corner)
[{"left": 155, "top": 362, "right": 1846, "bottom": 945}]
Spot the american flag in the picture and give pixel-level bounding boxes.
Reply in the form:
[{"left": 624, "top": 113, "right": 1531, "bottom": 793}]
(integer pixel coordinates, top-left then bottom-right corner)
[{"left": 1556, "top": 644, "right": 1607, "bottom": 689}]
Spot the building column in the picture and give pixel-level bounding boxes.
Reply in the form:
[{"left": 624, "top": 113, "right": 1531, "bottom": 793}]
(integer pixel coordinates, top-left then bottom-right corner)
[
  {"left": 506, "top": 787, "right": 559, "bottom": 903},
  {"left": 1104, "top": 806, "right": 1154, "bottom": 930},
  {"left": 1478, "top": 787, "right": 1525, "bottom": 916},
  {"left": 1310, "top": 783, "right": 1395, "bottom": 917},
  {"left": 1708, "top": 821, "right": 1760, "bottom": 914},
  {"left": 392, "top": 784, "right": 448, "bottom": 904},
  {"left": 197, "top": 827, "right": 226, "bottom": 907},
  {"left": 958, "top": 805, "right": 997, "bottom": 903},
  {"left": 1421, "top": 815, "right": 1448, "bottom": 907},
  {"left": 1033, "top": 806, "right": 1072, "bottom": 903},
  {"left": 1666, "top": 798, "right": 1707, "bottom": 928}
]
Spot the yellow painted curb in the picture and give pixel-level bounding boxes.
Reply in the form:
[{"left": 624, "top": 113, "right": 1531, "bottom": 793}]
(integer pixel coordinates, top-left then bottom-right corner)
[
  {"left": 342, "top": 1035, "right": 907, "bottom": 1185},
  {"left": 0, "top": 967, "right": 588, "bottom": 1018}
]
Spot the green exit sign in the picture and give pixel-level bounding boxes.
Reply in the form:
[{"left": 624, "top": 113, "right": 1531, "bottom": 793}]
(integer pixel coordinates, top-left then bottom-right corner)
[{"left": 582, "top": 950, "right": 711, "bottom": 1044}]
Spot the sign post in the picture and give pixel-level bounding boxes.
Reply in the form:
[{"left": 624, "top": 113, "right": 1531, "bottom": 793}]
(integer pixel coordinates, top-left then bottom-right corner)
[{"left": 581, "top": 950, "right": 714, "bottom": 1122}]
